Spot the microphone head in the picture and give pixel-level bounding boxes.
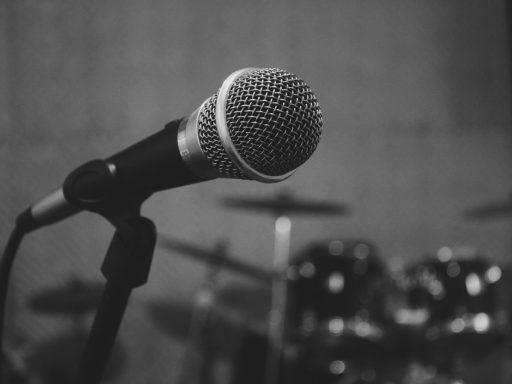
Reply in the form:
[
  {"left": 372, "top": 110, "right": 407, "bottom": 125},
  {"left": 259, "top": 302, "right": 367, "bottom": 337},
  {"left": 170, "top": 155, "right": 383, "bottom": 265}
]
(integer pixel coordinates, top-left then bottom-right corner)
[{"left": 180, "top": 68, "right": 323, "bottom": 182}]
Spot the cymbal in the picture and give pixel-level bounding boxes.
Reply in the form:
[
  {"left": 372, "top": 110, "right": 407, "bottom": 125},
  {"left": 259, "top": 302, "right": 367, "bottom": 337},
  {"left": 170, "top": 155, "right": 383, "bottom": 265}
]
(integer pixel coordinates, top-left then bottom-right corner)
[
  {"left": 215, "top": 284, "right": 270, "bottom": 329},
  {"left": 158, "top": 235, "right": 272, "bottom": 283},
  {"left": 147, "top": 300, "right": 196, "bottom": 340},
  {"left": 27, "top": 330, "right": 124, "bottom": 381},
  {"left": 28, "top": 279, "right": 103, "bottom": 315},
  {"left": 147, "top": 284, "right": 270, "bottom": 342},
  {"left": 147, "top": 301, "right": 243, "bottom": 357},
  {"left": 463, "top": 196, "right": 512, "bottom": 220},
  {"left": 221, "top": 192, "right": 350, "bottom": 216}
]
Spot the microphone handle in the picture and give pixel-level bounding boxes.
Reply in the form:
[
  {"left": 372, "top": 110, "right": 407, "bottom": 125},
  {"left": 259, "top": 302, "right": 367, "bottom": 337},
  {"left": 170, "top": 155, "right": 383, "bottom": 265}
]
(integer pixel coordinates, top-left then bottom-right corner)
[{"left": 107, "top": 118, "right": 205, "bottom": 193}]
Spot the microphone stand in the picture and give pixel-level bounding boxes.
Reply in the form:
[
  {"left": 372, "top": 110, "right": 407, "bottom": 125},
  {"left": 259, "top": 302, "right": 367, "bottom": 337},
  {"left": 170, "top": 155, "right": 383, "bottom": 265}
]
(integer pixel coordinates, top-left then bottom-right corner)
[
  {"left": 74, "top": 214, "right": 156, "bottom": 384},
  {"left": 58, "top": 159, "right": 157, "bottom": 384}
]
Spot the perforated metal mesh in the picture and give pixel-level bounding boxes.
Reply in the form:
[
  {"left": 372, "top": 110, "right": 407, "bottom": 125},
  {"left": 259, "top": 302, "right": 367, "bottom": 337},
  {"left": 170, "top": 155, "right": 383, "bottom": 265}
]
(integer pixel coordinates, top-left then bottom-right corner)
[
  {"left": 197, "top": 94, "right": 247, "bottom": 179},
  {"left": 197, "top": 68, "right": 323, "bottom": 178}
]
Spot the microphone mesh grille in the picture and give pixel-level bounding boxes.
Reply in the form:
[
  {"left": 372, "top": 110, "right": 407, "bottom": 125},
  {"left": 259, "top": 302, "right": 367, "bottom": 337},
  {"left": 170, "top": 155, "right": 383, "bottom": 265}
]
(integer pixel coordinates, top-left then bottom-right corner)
[
  {"left": 197, "top": 94, "right": 248, "bottom": 179},
  {"left": 197, "top": 68, "right": 323, "bottom": 179}
]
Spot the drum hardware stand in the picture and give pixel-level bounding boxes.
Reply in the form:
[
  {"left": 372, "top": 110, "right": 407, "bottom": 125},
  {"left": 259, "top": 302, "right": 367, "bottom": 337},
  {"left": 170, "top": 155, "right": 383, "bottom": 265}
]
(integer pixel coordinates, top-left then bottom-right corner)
[
  {"left": 60, "top": 160, "right": 157, "bottom": 384},
  {"left": 264, "top": 213, "right": 292, "bottom": 384},
  {"left": 220, "top": 191, "right": 350, "bottom": 384},
  {"left": 177, "top": 241, "right": 226, "bottom": 384}
]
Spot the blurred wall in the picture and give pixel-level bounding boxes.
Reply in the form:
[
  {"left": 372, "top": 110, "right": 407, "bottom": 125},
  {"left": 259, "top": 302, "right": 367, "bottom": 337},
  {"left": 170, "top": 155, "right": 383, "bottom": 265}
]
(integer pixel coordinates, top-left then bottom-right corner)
[{"left": 0, "top": 0, "right": 511, "bottom": 383}]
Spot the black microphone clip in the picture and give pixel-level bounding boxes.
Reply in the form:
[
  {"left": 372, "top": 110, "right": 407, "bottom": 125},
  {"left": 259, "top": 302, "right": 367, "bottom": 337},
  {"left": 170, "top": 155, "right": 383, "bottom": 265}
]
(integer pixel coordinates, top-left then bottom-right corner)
[{"left": 62, "top": 159, "right": 153, "bottom": 219}]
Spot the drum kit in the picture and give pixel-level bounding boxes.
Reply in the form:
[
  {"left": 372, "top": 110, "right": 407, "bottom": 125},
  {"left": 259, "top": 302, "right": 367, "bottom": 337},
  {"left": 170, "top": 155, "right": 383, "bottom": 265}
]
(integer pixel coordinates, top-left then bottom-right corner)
[
  {"left": 3, "top": 193, "right": 511, "bottom": 384},
  {"left": 148, "top": 192, "right": 512, "bottom": 384}
]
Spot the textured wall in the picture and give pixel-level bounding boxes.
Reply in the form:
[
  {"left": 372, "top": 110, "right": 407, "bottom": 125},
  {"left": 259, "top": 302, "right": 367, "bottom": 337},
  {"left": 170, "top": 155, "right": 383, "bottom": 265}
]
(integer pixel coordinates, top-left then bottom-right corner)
[{"left": 1, "top": 1, "right": 511, "bottom": 383}]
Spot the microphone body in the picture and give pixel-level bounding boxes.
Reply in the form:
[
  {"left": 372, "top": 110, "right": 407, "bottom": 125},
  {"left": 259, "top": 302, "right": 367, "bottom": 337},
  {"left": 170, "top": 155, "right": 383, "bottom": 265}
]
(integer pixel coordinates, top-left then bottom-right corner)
[
  {"left": 107, "top": 119, "right": 205, "bottom": 192},
  {"left": 20, "top": 67, "right": 323, "bottom": 231}
]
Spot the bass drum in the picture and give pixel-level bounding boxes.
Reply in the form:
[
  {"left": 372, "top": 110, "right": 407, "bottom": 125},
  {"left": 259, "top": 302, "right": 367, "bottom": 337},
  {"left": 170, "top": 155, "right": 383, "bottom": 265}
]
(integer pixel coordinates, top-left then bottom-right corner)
[
  {"left": 285, "top": 238, "right": 393, "bottom": 384},
  {"left": 406, "top": 246, "right": 508, "bottom": 369}
]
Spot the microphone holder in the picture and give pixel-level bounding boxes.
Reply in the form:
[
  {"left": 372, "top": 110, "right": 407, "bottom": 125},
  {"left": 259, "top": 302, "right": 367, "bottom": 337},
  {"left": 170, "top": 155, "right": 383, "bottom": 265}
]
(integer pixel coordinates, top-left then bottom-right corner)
[{"left": 62, "top": 160, "right": 157, "bottom": 384}]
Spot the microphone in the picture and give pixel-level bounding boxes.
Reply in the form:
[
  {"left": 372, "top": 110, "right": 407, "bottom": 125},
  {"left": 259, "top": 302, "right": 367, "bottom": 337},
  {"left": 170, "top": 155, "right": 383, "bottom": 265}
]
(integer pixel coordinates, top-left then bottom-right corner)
[{"left": 18, "top": 67, "right": 323, "bottom": 232}]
